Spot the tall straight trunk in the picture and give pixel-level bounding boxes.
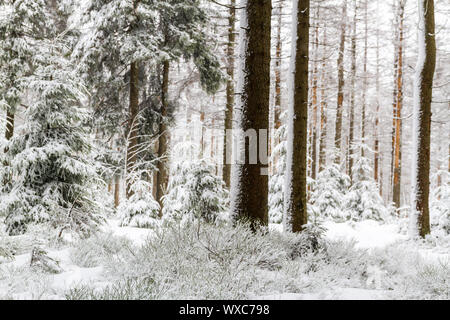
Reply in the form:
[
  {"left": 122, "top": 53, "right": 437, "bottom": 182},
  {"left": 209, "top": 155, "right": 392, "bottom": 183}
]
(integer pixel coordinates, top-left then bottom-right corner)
[
  {"left": 284, "top": 0, "right": 309, "bottom": 233},
  {"left": 311, "top": 11, "right": 319, "bottom": 181},
  {"left": 231, "top": 0, "right": 271, "bottom": 230},
  {"left": 126, "top": 61, "right": 139, "bottom": 199},
  {"left": 392, "top": 0, "right": 405, "bottom": 209},
  {"left": 390, "top": 0, "right": 399, "bottom": 201},
  {"left": 318, "top": 24, "right": 328, "bottom": 172},
  {"left": 156, "top": 60, "right": 170, "bottom": 214},
  {"left": 274, "top": 0, "right": 284, "bottom": 129},
  {"left": 348, "top": 2, "right": 357, "bottom": 181},
  {"left": 5, "top": 110, "right": 14, "bottom": 141},
  {"left": 374, "top": 0, "right": 381, "bottom": 190},
  {"left": 223, "top": 0, "right": 236, "bottom": 189},
  {"left": 200, "top": 109, "right": 205, "bottom": 157},
  {"left": 411, "top": 0, "right": 436, "bottom": 238},
  {"left": 334, "top": 1, "right": 347, "bottom": 164},
  {"left": 271, "top": 0, "right": 284, "bottom": 176},
  {"left": 114, "top": 176, "right": 120, "bottom": 208},
  {"left": 361, "top": 0, "right": 368, "bottom": 157}
]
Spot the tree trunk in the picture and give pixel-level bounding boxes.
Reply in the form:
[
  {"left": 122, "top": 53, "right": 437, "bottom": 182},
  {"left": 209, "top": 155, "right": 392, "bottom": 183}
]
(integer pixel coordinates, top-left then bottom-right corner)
[
  {"left": 284, "top": 0, "right": 309, "bottom": 233},
  {"left": 156, "top": 60, "right": 170, "bottom": 215},
  {"left": 126, "top": 61, "right": 139, "bottom": 199},
  {"left": 361, "top": 0, "right": 368, "bottom": 157},
  {"left": 274, "top": 0, "right": 284, "bottom": 131},
  {"left": 231, "top": 0, "right": 271, "bottom": 230},
  {"left": 222, "top": 0, "right": 236, "bottom": 189},
  {"left": 392, "top": 0, "right": 405, "bottom": 209},
  {"left": 334, "top": 1, "right": 347, "bottom": 164},
  {"left": 348, "top": 1, "right": 357, "bottom": 181},
  {"left": 411, "top": 0, "right": 436, "bottom": 238},
  {"left": 374, "top": 0, "right": 381, "bottom": 189},
  {"left": 318, "top": 24, "right": 328, "bottom": 173},
  {"left": 114, "top": 176, "right": 120, "bottom": 208},
  {"left": 311, "top": 12, "right": 319, "bottom": 181}
]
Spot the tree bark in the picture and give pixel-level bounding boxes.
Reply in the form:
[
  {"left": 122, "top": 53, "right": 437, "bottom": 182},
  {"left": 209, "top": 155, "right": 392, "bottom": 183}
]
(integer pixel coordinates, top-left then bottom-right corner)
[
  {"left": 311, "top": 12, "right": 319, "bottom": 181},
  {"left": 222, "top": 0, "right": 236, "bottom": 189},
  {"left": 284, "top": 0, "right": 309, "bottom": 233},
  {"left": 318, "top": 24, "right": 327, "bottom": 172},
  {"left": 374, "top": 0, "right": 381, "bottom": 190},
  {"left": 347, "top": 1, "right": 357, "bottom": 181},
  {"left": 334, "top": 1, "right": 347, "bottom": 164},
  {"left": 156, "top": 60, "right": 170, "bottom": 215},
  {"left": 361, "top": 0, "right": 368, "bottom": 157},
  {"left": 114, "top": 176, "right": 120, "bottom": 208},
  {"left": 411, "top": 0, "right": 436, "bottom": 238},
  {"left": 231, "top": 0, "right": 271, "bottom": 230},
  {"left": 392, "top": 0, "right": 405, "bottom": 209},
  {"left": 126, "top": 61, "right": 139, "bottom": 199}
]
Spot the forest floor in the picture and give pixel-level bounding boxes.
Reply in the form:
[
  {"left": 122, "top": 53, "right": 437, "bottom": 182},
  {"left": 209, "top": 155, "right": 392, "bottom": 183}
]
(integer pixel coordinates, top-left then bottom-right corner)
[{"left": 0, "top": 219, "right": 449, "bottom": 300}]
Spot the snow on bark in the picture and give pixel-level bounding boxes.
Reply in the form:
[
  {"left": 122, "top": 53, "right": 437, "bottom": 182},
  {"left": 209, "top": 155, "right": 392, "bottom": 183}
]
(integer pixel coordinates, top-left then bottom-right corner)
[{"left": 410, "top": 0, "right": 436, "bottom": 238}]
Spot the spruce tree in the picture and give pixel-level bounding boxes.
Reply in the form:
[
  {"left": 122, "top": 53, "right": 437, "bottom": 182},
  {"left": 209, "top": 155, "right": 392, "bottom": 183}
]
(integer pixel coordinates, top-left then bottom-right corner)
[{"left": 0, "top": 39, "right": 102, "bottom": 236}]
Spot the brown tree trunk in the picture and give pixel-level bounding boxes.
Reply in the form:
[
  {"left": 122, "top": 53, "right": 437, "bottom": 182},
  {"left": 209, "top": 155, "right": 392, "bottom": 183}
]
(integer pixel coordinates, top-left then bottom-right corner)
[
  {"left": 318, "top": 24, "right": 328, "bottom": 173},
  {"left": 222, "top": 0, "right": 236, "bottom": 189},
  {"left": 231, "top": 0, "right": 271, "bottom": 230},
  {"left": 361, "top": 0, "right": 368, "bottom": 157},
  {"left": 274, "top": 0, "right": 283, "bottom": 131},
  {"left": 126, "top": 61, "right": 139, "bottom": 199},
  {"left": 311, "top": 12, "right": 319, "bottom": 181},
  {"left": 156, "top": 60, "right": 170, "bottom": 215},
  {"left": 392, "top": 0, "right": 405, "bottom": 209},
  {"left": 284, "top": 0, "right": 309, "bottom": 233},
  {"left": 271, "top": 0, "right": 284, "bottom": 176},
  {"left": 348, "top": 2, "right": 357, "bottom": 181},
  {"left": 411, "top": 0, "right": 436, "bottom": 238},
  {"left": 114, "top": 176, "right": 120, "bottom": 208},
  {"left": 334, "top": 0, "right": 347, "bottom": 164},
  {"left": 374, "top": 0, "right": 381, "bottom": 189}
]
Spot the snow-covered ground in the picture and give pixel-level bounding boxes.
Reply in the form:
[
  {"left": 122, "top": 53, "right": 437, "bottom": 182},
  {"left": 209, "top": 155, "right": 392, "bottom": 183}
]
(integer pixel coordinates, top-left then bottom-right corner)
[{"left": 0, "top": 219, "right": 448, "bottom": 300}]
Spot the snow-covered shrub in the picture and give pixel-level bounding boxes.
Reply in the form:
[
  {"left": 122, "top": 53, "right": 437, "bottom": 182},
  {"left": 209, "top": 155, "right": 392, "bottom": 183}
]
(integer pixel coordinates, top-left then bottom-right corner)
[
  {"left": 430, "top": 173, "right": 450, "bottom": 235},
  {"left": 162, "top": 146, "right": 229, "bottom": 225},
  {"left": 118, "top": 180, "right": 160, "bottom": 229},
  {"left": 97, "top": 221, "right": 287, "bottom": 299},
  {"left": 269, "top": 116, "right": 287, "bottom": 224},
  {"left": 270, "top": 223, "right": 327, "bottom": 260},
  {"left": 309, "top": 163, "right": 350, "bottom": 221},
  {"left": 344, "top": 152, "right": 386, "bottom": 222},
  {"left": 66, "top": 276, "right": 157, "bottom": 300},
  {"left": 70, "top": 232, "right": 135, "bottom": 268},
  {"left": 0, "top": 41, "right": 103, "bottom": 236}
]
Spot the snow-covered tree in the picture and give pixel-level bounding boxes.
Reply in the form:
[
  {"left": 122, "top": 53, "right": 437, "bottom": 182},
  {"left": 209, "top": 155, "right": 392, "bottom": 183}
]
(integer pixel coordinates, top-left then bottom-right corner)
[
  {"left": 162, "top": 143, "right": 229, "bottom": 225},
  {"left": 343, "top": 146, "right": 387, "bottom": 222},
  {"left": 430, "top": 171, "right": 450, "bottom": 235},
  {"left": 0, "top": 0, "right": 49, "bottom": 140},
  {"left": 269, "top": 114, "right": 287, "bottom": 224},
  {"left": 0, "top": 40, "right": 102, "bottom": 236},
  {"left": 309, "top": 163, "right": 350, "bottom": 221},
  {"left": 118, "top": 179, "right": 160, "bottom": 229}
]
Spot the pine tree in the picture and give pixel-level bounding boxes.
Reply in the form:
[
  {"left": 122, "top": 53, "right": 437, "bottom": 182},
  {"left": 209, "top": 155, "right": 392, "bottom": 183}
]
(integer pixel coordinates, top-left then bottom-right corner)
[
  {"left": 310, "top": 163, "right": 350, "bottom": 222},
  {"left": 269, "top": 112, "right": 287, "bottom": 224},
  {"left": 0, "top": 0, "right": 48, "bottom": 141},
  {"left": 162, "top": 143, "right": 229, "bottom": 225},
  {"left": 0, "top": 39, "right": 102, "bottom": 236},
  {"left": 344, "top": 145, "right": 386, "bottom": 221},
  {"left": 118, "top": 179, "right": 160, "bottom": 229}
]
